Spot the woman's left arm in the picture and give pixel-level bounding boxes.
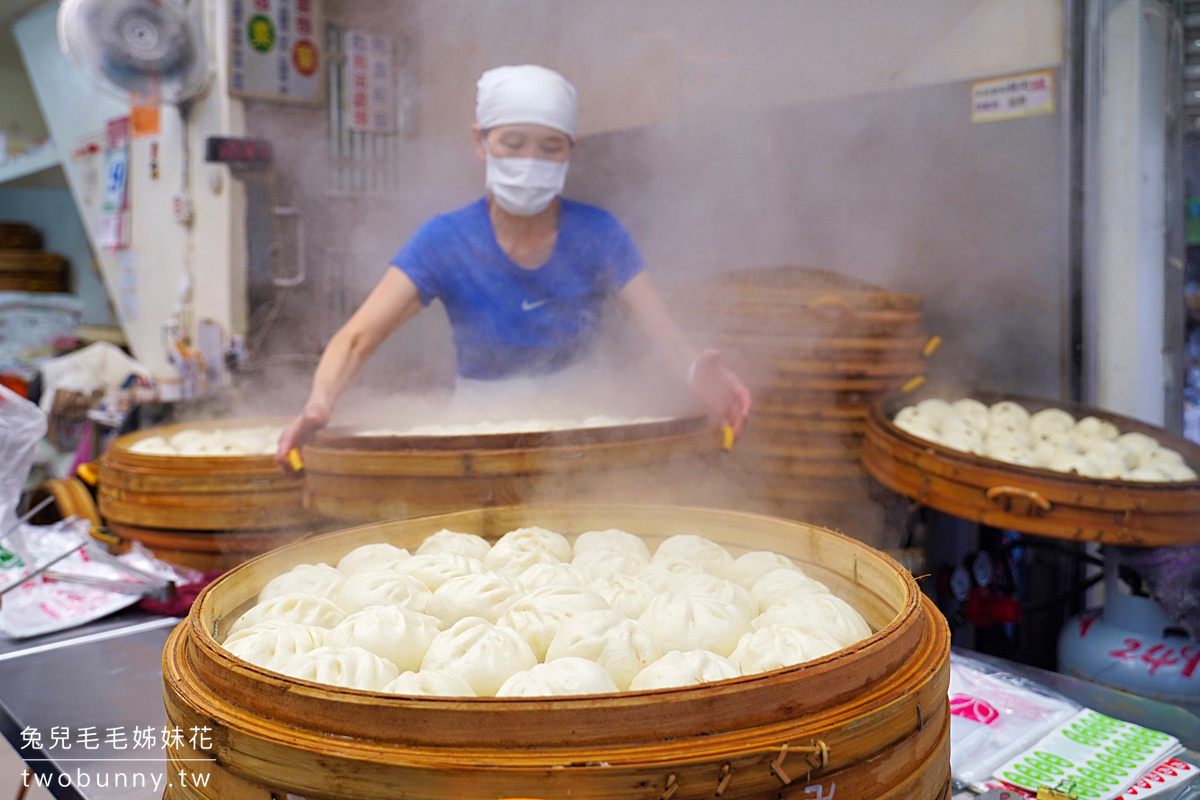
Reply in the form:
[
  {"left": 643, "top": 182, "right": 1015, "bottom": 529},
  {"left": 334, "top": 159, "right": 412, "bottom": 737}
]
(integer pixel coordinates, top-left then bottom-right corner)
[{"left": 616, "top": 273, "right": 752, "bottom": 437}]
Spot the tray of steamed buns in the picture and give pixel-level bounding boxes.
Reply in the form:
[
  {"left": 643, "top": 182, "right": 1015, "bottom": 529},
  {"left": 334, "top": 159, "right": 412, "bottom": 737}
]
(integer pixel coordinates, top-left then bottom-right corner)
[
  {"left": 99, "top": 419, "right": 312, "bottom": 533},
  {"left": 863, "top": 392, "right": 1200, "bottom": 546},
  {"left": 162, "top": 504, "right": 950, "bottom": 800}
]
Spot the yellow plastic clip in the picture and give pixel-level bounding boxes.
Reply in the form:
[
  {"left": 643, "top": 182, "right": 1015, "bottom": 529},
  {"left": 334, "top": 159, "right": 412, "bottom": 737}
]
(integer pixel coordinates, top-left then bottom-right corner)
[
  {"left": 287, "top": 448, "right": 305, "bottom": 472},
  {"left": 721, "top": 425, "right": 735, "bottom": 451},
  {"left": 76, "top": 462, "right": 99, "bottom": 486},
  {"left": 900, "top": 375, "right": 926, "bottom": 393},
  {"left": 1037, "top": 788, "right": 1078, "bottom": 800},
  {"left": 922, "top": 335, "right": 942, "bottom": 358},
  {"left": 89, "top": 527, "right": 122, "bottom": 548}
]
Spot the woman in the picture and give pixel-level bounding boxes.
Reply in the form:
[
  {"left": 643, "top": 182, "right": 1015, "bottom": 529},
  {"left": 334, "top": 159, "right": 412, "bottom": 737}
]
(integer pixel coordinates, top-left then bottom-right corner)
[{"left": 276, "top": 64, "right": 750, "bottom": 467}]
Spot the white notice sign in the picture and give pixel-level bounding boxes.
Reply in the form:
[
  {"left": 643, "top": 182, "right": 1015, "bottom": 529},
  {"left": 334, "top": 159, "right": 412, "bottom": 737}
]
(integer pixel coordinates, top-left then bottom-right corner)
[
  {"left": 970, "top": 69, "right": 1055, "bottom": 123},
  {"left": 345, "top": 30, "right": 395, "bottom": 133},
  {"left": 229, "top": 0, "right": 325, "bottom": 105}
]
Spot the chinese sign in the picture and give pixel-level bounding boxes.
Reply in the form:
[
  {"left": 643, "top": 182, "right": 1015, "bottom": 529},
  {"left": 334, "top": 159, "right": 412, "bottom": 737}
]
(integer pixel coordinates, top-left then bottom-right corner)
[
  {"left": 229, "top": 0, "right": 324, "bottom": 105},
  {"left": 345, "top": 30, "right": 395, "bottom": 133},
  {"left": 96, "top": 118, "right": 130, "bottom": 250},
  {"left": 970, "top": 69, "right": 1055, "bottom": 124}
]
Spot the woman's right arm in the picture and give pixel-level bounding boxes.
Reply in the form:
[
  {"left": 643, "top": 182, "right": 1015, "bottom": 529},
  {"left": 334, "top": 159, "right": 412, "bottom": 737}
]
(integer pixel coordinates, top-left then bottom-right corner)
[{"left": 275, "top": 268, "right": 424, "bottom": 469}]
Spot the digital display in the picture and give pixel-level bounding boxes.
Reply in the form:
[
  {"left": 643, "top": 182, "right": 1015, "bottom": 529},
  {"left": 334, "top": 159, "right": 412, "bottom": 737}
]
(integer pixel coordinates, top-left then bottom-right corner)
[{"left": 204, "top": 137, "right": 272, "bottom": 166}]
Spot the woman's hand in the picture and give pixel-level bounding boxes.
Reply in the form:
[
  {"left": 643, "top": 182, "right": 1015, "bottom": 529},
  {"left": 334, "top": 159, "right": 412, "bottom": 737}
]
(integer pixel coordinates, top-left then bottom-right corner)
[
  {"left": 275, "top": 403, "right": 331, "bottom": 472},
  {"left": 688, "top": 349, "right": 752, "bottom": 438}
]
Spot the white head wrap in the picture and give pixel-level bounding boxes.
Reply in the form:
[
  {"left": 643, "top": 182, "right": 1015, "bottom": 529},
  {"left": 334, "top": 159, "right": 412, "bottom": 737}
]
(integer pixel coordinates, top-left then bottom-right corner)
[{"left": 476, "top": 65, "right": 579, "bottom": 139}]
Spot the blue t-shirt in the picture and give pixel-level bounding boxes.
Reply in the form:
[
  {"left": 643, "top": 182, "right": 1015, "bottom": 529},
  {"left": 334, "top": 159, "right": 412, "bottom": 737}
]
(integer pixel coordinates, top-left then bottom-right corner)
[{"left": 390, "top": 197, "right": 644, "bottom": 380}]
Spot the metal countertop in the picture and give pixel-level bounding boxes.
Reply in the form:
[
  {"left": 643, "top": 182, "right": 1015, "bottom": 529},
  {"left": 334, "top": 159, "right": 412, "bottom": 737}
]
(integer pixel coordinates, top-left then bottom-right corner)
[{"left": 2, "top": 614, "right": 1198, "bottom": 799}]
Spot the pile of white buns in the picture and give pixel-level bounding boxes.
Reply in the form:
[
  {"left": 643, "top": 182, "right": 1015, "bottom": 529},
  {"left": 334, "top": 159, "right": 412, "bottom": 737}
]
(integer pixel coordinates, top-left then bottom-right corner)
[
  {"left": 128, "top": 425, "right": 282, "bottom": 457},
  {"left": 894, "top": 398, "right": 1196, "bottom": 482},
  {"left": 221, "top": 527, "right": 872, "bottom": 696}
]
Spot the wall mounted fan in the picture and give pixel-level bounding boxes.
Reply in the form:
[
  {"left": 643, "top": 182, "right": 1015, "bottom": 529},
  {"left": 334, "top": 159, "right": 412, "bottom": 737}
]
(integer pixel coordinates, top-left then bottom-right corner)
[{"left": 57, "top": 0, "right": 212, "bottom": 104}]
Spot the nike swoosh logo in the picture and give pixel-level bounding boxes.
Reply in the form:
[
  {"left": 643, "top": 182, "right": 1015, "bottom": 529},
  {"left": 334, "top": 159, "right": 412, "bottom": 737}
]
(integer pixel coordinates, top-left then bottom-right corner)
[{"left": 521, "top": 299, "right": 549, "bottom": 311}]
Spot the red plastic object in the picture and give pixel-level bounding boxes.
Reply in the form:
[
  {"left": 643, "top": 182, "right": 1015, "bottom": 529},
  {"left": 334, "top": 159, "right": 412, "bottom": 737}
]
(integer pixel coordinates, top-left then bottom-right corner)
[{"left": 964, "top": 586, "right": 1023, "bottom": 628}]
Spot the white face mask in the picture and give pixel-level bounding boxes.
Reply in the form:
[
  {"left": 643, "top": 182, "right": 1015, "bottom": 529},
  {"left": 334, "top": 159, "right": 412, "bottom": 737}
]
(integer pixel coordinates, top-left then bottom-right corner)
[{"left": 485, "top": 153, "right": 568, "bottom": 216}]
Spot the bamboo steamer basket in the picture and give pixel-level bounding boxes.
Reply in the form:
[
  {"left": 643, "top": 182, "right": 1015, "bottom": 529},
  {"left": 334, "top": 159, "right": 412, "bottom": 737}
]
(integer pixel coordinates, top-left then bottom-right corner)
[
  {"left": 302, "top": 415, "right": 729, "bottom": 523},
  {"left": 0, "top": 249, "right": 68, "bottom": 292},
  {"left": 663, "top": 267, "right": 927, "bottom": 541},
  {"left": 162, "top": 503, "right": 950, "bottom": 800},
  {"left": 0, "top": 222, "right": 42, "bottom": 249},
  {"left": 863, "top": 392, "right": 1200, "bottom": 546},
  {"left": 27, "top": 477, "right": 102, "bottom": 527},
  {"left": 98, "top": 419, "right": 317, "bottom": 570}
]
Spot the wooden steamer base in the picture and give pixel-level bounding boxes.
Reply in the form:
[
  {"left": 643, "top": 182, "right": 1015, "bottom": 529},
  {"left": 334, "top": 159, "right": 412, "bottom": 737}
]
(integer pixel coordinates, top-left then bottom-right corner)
[
  {"left": 863, "top": 392, "right": 1200, "bottom": 546},
  {"left": 162, "top": 505, "right": 950, "bottom": 800},
  {"left": 99, "top": 420, "right": 318, "bottom": 570},
  {"left": 302, "top": 416, "right": 731, "bottom": 523}
]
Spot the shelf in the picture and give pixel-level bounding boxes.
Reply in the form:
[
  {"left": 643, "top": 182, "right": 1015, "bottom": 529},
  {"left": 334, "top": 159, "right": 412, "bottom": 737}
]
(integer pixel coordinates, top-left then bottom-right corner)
[{"left": 0, "top": 143, "right": 61, "bottom": 187}]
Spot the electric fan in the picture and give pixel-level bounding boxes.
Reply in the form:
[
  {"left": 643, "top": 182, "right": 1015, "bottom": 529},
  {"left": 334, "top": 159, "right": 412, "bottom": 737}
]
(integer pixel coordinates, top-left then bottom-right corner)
[{"left": 57, "top": 0, "right": 211, "bottom": 105}]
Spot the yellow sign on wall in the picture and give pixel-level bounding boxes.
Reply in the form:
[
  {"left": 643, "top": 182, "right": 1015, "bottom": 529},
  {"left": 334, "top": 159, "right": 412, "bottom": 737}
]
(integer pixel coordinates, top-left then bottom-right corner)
[{"left": 970, "top": 69, "right": 1055, "bottom": 123}]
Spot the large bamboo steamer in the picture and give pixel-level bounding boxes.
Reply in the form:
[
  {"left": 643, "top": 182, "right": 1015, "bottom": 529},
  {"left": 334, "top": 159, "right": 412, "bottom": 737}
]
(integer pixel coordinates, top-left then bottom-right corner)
[
  {"left": 0, "top": 222, "right": 42, "bottom": 249},
  {"left": 99, "top": 419, "right": 318, "bottom": 570},
  {"left": 27, "top": 477, "right": 103, "bottom": 527},
  {"left": 863, "top": 392, "right": 1200, "bottom": 546},
  {"left": 302, "top": 415, "right": 730, "bottom": 523},
  {"left": 162, "top": 504, "right": 950, "bottom": 800},
  {"left": 0, "top": 249, "right": 68, "bottom": 292}
]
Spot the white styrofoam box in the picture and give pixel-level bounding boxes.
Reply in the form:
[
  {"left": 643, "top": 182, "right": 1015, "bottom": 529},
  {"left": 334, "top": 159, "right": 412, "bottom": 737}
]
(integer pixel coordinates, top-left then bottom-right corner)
[{"left": 0, "top": 292, "right": 83, "bottom": 362}]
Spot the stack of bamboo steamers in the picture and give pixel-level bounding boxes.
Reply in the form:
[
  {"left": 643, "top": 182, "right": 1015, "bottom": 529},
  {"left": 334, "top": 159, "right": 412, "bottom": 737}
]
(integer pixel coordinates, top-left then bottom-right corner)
[
  {"left": 0, "top": 221, "right": 68, "bottom": 293},
  {"left": 96, "top": 420, "right": 318, "bottom": 570},
  {"left": 162, "top": 504, "right": 951, "bottom": 800},
  {"left": 663, "top": 267, "right": 932, "bottom": 543}
]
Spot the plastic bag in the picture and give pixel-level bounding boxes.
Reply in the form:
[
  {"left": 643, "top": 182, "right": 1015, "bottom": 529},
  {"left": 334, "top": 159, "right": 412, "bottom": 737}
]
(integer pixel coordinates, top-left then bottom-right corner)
[
  {"left": 0, "top": 518, "right": 199, "bottom": 638},
  {"left": 0, "top": 383, "right": 48, "bottom": 532},
  {"left": 950, "top": 652, "right": 1082, "bottom": 785}
]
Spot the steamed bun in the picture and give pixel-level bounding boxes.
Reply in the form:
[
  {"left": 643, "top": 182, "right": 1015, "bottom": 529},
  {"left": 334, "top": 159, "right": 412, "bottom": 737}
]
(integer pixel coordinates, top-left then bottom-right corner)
[
  {"left": 496, "top": 657, "right": 619, "bottom": 697},
  {"left": 750, "top": 568, "right": 830, "bottom": 609},
  {"left": 570, "top": 547, "right": 650, "bottom": 581},
  {"left": 229, "top": 593, "right": 346, "bottom": 634},
  {"left": 673, "top": 572, "right": 759, "bottom": 621},
  {"left": 395, "top": 554, "right": 484, "bottom": 591},
  {"left": 281, "top": 645, "right": 399, "bottom": 690},
  {"left": 382, "top": 669, "right": 476, "bottom": 697},
  {"left": 415, "top": 529, "right": 491, "bottom": 561},
  {"left": 628, "top": 649, "right": 740, "bottom": 691},
  {"left": 753, "top": 594, "right": 872, "bottom": 647},
  {"left": 1029, "top": 408, "right": 1075, "bottom": 436},
  {"left": 334, "top": 571, "right": 432, "bottom": 615},
  {"left": 223, "top": 620, "right": 327, "bottom": 672},
  {"left": 572, "top": 529, "right": 651, "bottom": 559},
  {"left": 728, "top": 551, "right": 801, "bottom": 590},
  {"left": 951, "top": 399, "right": 991, "bottom": 433},
  {"left": 651, "top": 535, "right": 734, "bottom": 578},
  {"left": 425, "top": 573, "right": 525, "bottom": 626},
  {"left": 638, "top": 593, "right": 750, "bottom": 657},
  {"left": 325, "top": 606, "right": 441, "bottom": 672},
  {"left": 516, "top": 562, "right": 588, "bottom": 590},
  {"left": 420, "top": 617, "right": 538, "bottom": 696},
  {"left": 498, "top": 586, "right": 610, "bottom": 660},
  {"left": 588, "top": 573, "right": 657, "bottom": 619},
  {"left": 486, "top": 527, "right": 572, "bottom": 565},
  {"left": 259, "top": 563, "right": 345, "bottom": 603},
  {"left": 545, "top": 609, "right": 661, "bottom": 690},
  {"left": 730, "top": 624, "right": 841, "bottom": 675},
  {"left": 336, "top": 543, "right": 410, "bottom": 576}
]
